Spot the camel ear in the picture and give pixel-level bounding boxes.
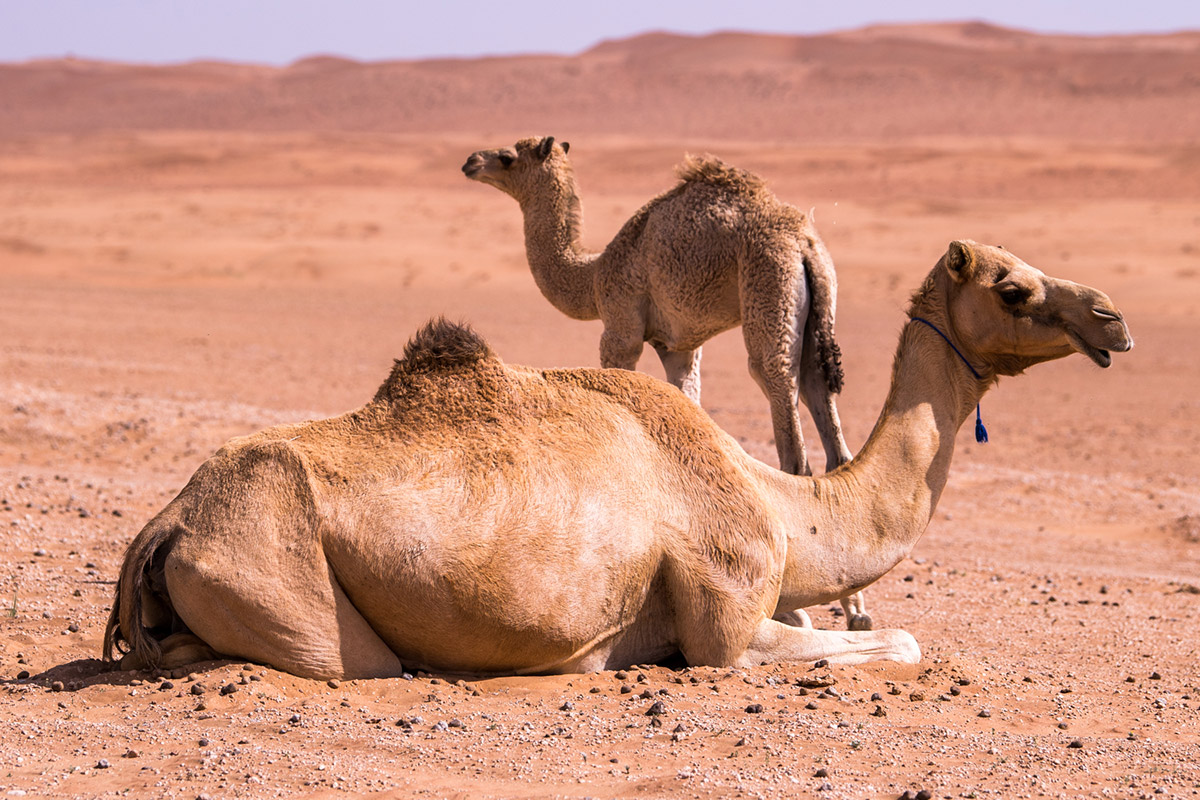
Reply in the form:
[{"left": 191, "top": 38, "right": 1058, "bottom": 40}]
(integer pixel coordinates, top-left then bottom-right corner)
[
  {"left": 537, "top": 136, "right": 556, "bottom": 160},
  {"left": 561, "top": 141, "right": 570, "bottom": 155},
  {"left": 944, "top": 240, "right": 975, "bottom": 283}
]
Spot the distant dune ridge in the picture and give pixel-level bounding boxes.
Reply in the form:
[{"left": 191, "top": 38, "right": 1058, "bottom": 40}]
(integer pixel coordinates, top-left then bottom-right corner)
[{"left": 2, "top": 22, "right": 1198, "bottom": 142}]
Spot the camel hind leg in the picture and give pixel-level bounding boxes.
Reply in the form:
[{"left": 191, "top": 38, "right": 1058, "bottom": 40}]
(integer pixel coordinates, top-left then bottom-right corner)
[
  {"left": 740, "top": 265, "right": 810, "bottom": 475},
  {"left": 162, "top": 442, "right": 403, "bottom": 680},
  {"left": 841, "top": 592, "right": 873, "bottom": 631},
  {"left": 797, "top": 320, "right": 853, "bottom": 470}
]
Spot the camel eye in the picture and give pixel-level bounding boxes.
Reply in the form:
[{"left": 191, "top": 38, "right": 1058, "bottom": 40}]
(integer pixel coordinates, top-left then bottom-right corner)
[
  {"left": 498, "top": 153, "right": 515, "bottom": 168},
  {"left": 998, "top": 287, "right": 1028, "bottom": 306}
]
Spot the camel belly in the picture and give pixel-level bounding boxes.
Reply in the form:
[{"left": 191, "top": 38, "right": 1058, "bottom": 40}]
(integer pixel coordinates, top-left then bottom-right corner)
[{"left": 320, "top": 480, "right": 678, "bottom": 674}]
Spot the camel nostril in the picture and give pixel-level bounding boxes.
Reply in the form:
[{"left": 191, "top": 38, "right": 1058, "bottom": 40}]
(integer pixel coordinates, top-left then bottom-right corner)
[{"left": 1091, "top": 307, "right": 1121, "bottom": 322}]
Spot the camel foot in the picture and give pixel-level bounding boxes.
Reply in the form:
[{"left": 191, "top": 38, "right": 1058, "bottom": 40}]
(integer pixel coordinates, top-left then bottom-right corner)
[{"left": 847, "top": 613, "right": 874, "bottom": 631}]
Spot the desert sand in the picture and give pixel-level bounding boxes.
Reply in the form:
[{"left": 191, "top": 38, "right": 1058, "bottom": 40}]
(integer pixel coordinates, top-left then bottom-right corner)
[{"left": 1, "top": 22, "right": 1198, "bottom": 799}]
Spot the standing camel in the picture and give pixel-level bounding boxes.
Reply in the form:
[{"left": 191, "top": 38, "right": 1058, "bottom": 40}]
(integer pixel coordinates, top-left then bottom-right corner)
[
  {"left": 105, "top": 241, "right": 1131, "bottom": 680},
  {"left": 461, "top": 136, "right": 851, "bottom": 479}
]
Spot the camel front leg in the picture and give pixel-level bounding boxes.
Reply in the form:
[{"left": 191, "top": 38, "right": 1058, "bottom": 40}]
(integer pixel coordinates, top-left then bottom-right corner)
[
  {"left": 599, "top": 325, "right": 644, "bottom": 371},
  {"left": 737, "top": 617, "right": 919, "bottom": 667},
  {"left": 653, "top": 344, "right": 703, "bottom": 403}
]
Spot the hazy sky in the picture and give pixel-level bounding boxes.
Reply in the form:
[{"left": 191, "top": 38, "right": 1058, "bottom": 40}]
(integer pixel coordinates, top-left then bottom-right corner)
[{"left": 4, "top": 0, "right": 1199, "bottom": 65}]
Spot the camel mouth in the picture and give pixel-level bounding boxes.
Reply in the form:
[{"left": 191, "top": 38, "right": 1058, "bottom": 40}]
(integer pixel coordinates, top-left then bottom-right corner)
[
  {"left": 461, "top": 160, "right": 483, "bottom": 178},
  {"left": 1067, "top": 330, "right": 1112, "bottom": 368}
]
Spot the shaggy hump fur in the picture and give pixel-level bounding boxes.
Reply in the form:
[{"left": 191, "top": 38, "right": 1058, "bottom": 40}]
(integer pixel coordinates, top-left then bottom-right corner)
[
  {"left": 674, "top": 154, "right": 768, "bottom": 193},
  {"left": 377, "top": 318, "right": 496, "bottom": 394}
]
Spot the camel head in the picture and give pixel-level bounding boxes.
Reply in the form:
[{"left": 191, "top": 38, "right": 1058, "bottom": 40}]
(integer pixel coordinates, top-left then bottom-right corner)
[
  {"left": 914, "top": 240, "right": 1133, "bottom": 377},
  {"left": 461, "top": 136, "right": 572, "bottom": 200}
]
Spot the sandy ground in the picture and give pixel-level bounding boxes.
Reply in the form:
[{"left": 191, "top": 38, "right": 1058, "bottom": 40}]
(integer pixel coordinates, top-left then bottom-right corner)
[{"left": 2, "top": 24, "right": 1199, "bottom": 800}]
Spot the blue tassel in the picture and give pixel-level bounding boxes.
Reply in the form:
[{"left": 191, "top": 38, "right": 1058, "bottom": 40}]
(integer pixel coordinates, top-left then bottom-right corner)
[{"left": 974, "top": 404, "right": 988, "bottom": 444}]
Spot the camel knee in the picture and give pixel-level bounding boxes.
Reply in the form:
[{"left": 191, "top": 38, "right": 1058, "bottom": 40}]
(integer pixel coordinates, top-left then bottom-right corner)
[
  {"left": 886, "top": 630, "right": 921, "bottom": 664},
  {"left": 599, "top": 330, "right": 643, "bottom": 370},
  {"left": 773, "top": 608, "right": 813, "bottom": 628}
]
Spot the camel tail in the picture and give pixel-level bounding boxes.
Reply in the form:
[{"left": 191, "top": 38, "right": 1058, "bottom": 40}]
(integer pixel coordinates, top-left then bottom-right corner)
[
  {"left": 103, "top": 516, "right": 184, "bottom": 669},
  {"left": 805, "top": 247, "right": 845, "bottom": 395}
]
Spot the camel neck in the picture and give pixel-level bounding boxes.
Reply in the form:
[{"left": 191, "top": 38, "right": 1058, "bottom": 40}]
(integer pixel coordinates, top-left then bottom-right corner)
[
  {"left": 517, "top": 176, "right": 600, "bottom": 321},
  {"left": 768, "top": 318, "right": 990, "bottom": 610}
]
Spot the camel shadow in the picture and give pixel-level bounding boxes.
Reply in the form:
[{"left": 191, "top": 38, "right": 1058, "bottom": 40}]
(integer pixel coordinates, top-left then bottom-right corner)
[{"left": 4, "top": 657, "right": 242, "bottom": 692}]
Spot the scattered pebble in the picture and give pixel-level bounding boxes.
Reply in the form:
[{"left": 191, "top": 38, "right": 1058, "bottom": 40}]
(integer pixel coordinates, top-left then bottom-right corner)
[
  {"left": 645, "top": 701, "right": 666, "bottom": 716},
  {"left": 744, "top": 703, "right": 764, "bottom": 714}
]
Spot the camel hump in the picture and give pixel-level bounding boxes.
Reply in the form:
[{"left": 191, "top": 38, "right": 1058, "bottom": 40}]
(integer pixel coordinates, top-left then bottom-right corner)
[
  {"left": 674, "top": 154, "right": 767, "bottom": 193},
  {"left": 397, "top": 317, "right": 497, "bottom": 374}
]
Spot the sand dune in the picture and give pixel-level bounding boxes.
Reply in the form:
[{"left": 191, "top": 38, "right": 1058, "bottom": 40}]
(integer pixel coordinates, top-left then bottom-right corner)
[{"left": 3, "top": 22, "right": 1199, "bottom": 142}]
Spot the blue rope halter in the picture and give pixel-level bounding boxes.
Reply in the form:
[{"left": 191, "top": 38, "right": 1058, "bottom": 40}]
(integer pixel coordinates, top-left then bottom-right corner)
[{"left": 910, "top": 317, "right": 989, "bottom": 444}]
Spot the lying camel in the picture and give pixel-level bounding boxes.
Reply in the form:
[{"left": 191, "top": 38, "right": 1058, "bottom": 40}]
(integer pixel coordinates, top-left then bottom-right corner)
[{"left": 104, "top": 241, "right": 1131, "bottom": 680}]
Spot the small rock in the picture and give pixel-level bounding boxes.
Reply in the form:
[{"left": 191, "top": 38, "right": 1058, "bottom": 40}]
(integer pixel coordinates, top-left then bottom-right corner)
[
  {"left": 645, "top": 700, "right": 666, "bottom": 716},
  {"left": 560, "top": 701, "right": 574, "bottom": 711},
  {"left": 814, "top": 768, "right": 829, "bottom": 778},
  {"left": 908, "top": 692, "right": 925, "bottom": 702},
  {"left": 589, "top": 687, "right": 600, "bottom": 694},
  {"left": 33, "top": 549, "right": 46, "bottom": 557},
  {"left": 447, "top": 718, "right": 463, "bottom": 728},
  {"left": 190, "top": 683, "right": 206, "bottom": 696},
  {"left": 327, "top": 679, "right": 340, "bottom": 689},
  {"left": 870, "top": 692, "right": 882, "bottom": 701},
  {"left": 978, "top": 709, "right": 991, "bottom": 718},
  {"left": 219, "top": 683, "right": 237, "bottom": 696},
  {"left": 1150, "top": 671, "right": 1163, "bottom": 680},
  {"left": 95, "top": 759, "right": 110, "bottom": 769},
  {"left": 805, "top": 701, "right": 818, "bottom": 710},
  {"left": 871, "top": 705, "right": 887, "bottom": 717},
  {"left": 67, "top": 623, "right": 79, "bottom": 633},
  {"left": 916, "top": 791, "right": 933, "bottom": 800},
  {"left": 817, "top": 782, "right": 832, "bottom": 792},
  {"left": 1067, "top": 739, "right": 1083, "bottom": 749},
  {"left": 197, "top": 738, "right": 210, "bottom": 747},
  {"left": 122, "top": 750, "right": 138, "bottom": 759},
  {"left": 289, "top": 714, "right": 301, "bottom": 725},
  {"left": 744, "top": 703, "right": 764, "bottom": 714},
  {"left": 619, "top": 684, "right": 632, "bottom": 694},
  {"left": 159, "top": 681, "right": 174, "bottom": 691},
  {"left": 51, "top": 681, "right": 64, "bottom": 692}
]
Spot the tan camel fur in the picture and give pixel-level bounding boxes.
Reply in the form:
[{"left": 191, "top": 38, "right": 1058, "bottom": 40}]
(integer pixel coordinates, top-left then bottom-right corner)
[
  {"left": 461, "top": 137, "right": 852, "bottom": 479},
  {"left": 104, "top": 241, "right": 1132, "bottom": 680},
  {"left": 464, "top": 136, "right": 869, "bottom": 630}
]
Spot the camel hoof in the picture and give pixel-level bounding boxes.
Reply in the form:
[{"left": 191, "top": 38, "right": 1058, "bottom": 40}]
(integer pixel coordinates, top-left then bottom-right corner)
[{"left": 848, "top": 614, "right": 873, "bottom": 631}]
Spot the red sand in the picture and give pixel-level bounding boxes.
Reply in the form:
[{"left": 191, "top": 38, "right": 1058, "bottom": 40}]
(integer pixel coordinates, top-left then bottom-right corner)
[{"left": 1, "top": 23, "right": 1198, "bottom": 799}]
